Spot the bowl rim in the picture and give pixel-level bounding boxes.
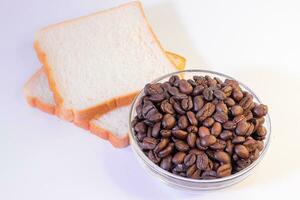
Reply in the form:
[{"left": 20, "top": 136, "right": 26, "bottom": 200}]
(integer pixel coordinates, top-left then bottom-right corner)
[{"left": 128, "top": 69, "right": 271, "bottom": 183}]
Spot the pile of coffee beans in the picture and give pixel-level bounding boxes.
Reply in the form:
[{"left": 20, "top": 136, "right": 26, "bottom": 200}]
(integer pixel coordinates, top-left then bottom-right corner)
[{"left": 132, "top": 74, "right": 268, "bottom": 179}]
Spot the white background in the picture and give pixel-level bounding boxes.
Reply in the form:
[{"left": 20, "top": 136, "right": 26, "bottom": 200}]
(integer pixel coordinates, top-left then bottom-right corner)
[{"left": 1, "top": 0, "right": 300, "bottom": 199}]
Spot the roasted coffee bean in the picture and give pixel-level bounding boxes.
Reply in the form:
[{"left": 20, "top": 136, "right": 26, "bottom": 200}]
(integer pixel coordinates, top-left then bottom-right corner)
[
  {"left": 178, "top": 115, "right": 189, "bottom": 130},
  {"left": 236, "top": 121, "right": 250, "bottom": 136},
  {"left": 232, "top": 136, "right": 246, "bottom": 144},
  {"left": 214, "top": 90, "right": 226, "bottom": 100},
  {"left": 217, "top": 164, "right": 232, "bottom": 177},
  {"left": 148, "top": 150, "right": 161, "bottom": 164},
  {"left": 214, "top": 151, "right": 231, "bottom": 164},
  {"left": 172, "top": 152, "right": 186, "bottom": 164},
  {"left": 198, "top": 126, "right": 210, "bottom": 138},
  {"left": 200, "top": 135, "right": 217, "bottom": 147},
  {"left": 196, "top": 102, "right": 215, "bottom": 121},
  {"left": 224, "top": 97, "right": 236, "bottom": 107},
  {"left": 134, "top": 122, "right": 147, "bottom": 133},
  {"left": 192, "top": 85, "right": 205, "bottom": 96},
  {"left": 154, "top": 138, "right": 169, "bottom": 153},
  {"left": 160, "top": 155, "right": 172, "bottom": 171},
  {"left": 141, "top": 137, "right": 157, "bottom": 150},
  {"left": 152, "top": 122, "right": 161, "bottom": 138},
  {"left": 179, "top": 79, "right": 193, "bottom": 94},
  {"left": 213, "top": 112, "right": 228, "bottom": 123},
  {"left": 225, "top": 140, "right": 234, "bottom": 155},
  {"left": 173, "top": 102, "right": 186, "bottom": 115},
  {"left": 239, "top": 95, "right": 253, "bottom": 110},
  {"left": 160, "top": 130, "right": 171, "bottom": 138},
  {"left": 181, "top": 96, "right": 193, "bottom": 111},
  {"left": 203, "top": 87, "right": 214, "bottom": 101},
  {"left": 186, "top": 164, "right": 197, "bottom": 178},
  {"left": 187, "top": 111, "right": 198, "bottom": 126},
  {"left": 184, "top": 153, "right": 196, "bottom": 167},
  {"left": 187, "top": 132, "right": 197, "bottom": 148},
  {"left": 172, "top": 130, "right": 188, "bottom": 139},
  {"left": 230, "top": 105, "right": 244, "bottom": 116},
  {"left": 201, "top": 170, "right": 217, "bottom": 179},
  {"left": 216, "top": 101, "right": 228, "bottom": 114},
  {"left": 187, "top": 125, "right": 198, "bottom": 133},
  {"left": 211, "top": 122, "right": 222, "bottom": 137},
  {"left": 203, "top": 117, "right": 215, "bottom": 127},
  {"left": 196, "top": 153, "right": 209, "bottom": 170},
  {"left": 133, "top": 74, "right": 268, "bottom": 179},
  {"left": 209, "top": 139, "right": 226, "bottom": 150},
  {"left": 175, "top": 140, "right": 190, "bottom": 152},
  {"left": 222, "top": 85, "right": 233, "bottom": 97},
  {"left": 234, "top": 144, "right": 249, "bottom": 159},
  {"left": 158, "top": 143, "right": 174, "bottom": 158},
  {"left": 160, "top": 100, "right": 175, "bottom": 114},
  {"left": 162, "top": 114, "right": 176, "bottom": 129},
  {"left": 232, "top": 89, "right": 243, "bottom": 101},
  {"left": 193, "top": 96, "right": 204, "bottom": 112},
  {"left": 223, "top": 121, "right": 236, "bottom": 130}
]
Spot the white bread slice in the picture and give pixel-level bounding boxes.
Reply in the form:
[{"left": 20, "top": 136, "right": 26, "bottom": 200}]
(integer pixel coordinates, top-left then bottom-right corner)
[
  {"left": 34, "top": 1, "right": 179, "bottom": 123},
  {"left": 24, "top": 51, "right": 185, "bottom": 147}
]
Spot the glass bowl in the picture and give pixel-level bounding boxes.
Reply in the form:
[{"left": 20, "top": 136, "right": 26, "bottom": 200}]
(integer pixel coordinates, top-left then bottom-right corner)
[{"left": 128, "top": 69, "right": 271, "bottom": 191}]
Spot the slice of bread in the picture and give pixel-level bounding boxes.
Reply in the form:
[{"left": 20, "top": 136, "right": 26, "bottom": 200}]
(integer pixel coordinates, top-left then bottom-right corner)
[
  {"left": 34, "top": 1, "right": 179, "bottom": 123},
  {"left": 24, "top": 51, "right": 185, "bottom": 147}
]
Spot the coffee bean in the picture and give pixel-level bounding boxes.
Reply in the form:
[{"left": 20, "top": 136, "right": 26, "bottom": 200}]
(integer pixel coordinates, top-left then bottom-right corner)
[
  {"left": 211, "top": 122, "right": 222, "bottom": 137},
  {"left": 148, "top": 93, "right": 166, "bottom": 102},
  {"left": 186, "top": 164, "right": 197, "bottom": 178},
  {"left": 230, "top": 105, "right": 244, "bottom": 116},
  {"left": 189, "top": 149, "right": 204, "bottom": 155},
  {"left": 145, "top": 108, "right": 163, "bottom": 122},
  {"left": 169, "top": 75, "right": 180, "bottom": 85},
  {"left": 213, "top": 112, "right": 228, "bottom": 123},
  {"left": 193, "top": 96, "right": 204, "bottom": 112},
  {"left": 200, "top": 135, "right": 217, "bottom": 147},
  {"left": 224, "top": 97, "right": 236, "bottom": 107},
  {"left": 196, "top": 153, "right": 209, "bottom": 170},
  {"left": 147, "top": 126, "right": 152, "bottom": 137},
  {"left": 145, "top": 83, "right": 163, "bottom": 96},
  {"left": 216, "top": 101, "right": 228, "bottom": 114},
  {"left": 196, "top": 138, "right": 208, "bottom": 150},
  {"left": 198, "top": 126, "right": 210, "bottom": 138},
  {"left": 244, "top": 110, "right": 253, "bottom": 121},
  {"left": 173, "top": 102, "right": 186, "bottom": 115},
  {"left": 187, "top": 79, "right": 197, "bottom": 87},
  {"left": 219, "top": 130, "right": 233, "bottom": 140},
  {"left": 191, "top": 169, "right": 201, "bottom": 179},
  {"left": 152, "top": 122, "right": 161, "bottom": 138},
  {"left": 160, "top": 130, "right": 171, "bottom": 138},
  {"left": 214, "top": 151, "right": 231, "bottom": 164},
  {"left": 192, "top": 85, "right": 205, "bottom": 96},
  {"left": 154, "top": 138, "right": 169, "bottom": 153},
  {"left": 239, "top": 95, "right": 253, "bottom": 110},
  {"left": 193, "top": 75, "right": 206, "bottom": 85},
  {"left": 160, "top": 100, "right": 175, "bottom": 114},
  {"left": 179, "top": 79, "right": 193, "bottom": 94},
  {"left": 202, "top": 170, "right": 217, "bottom": 179},
  {"left": 250, "top": 149, "right": 260, "bottom": 161},
  {"left": 223, "top": 121, "right": 236, "bottom": 130},
  {"left": 136, "top": 132, "right": 146, "bottom": 141},
  {"left": 167, "top": 86, "right": 179, "bottom": 96},
  {"left": 173, "top": 163, "right": 187, "bottom": 172},
  {"left": 172, "top": 130, "right": 188, "bottom": 139},
  {"left": 236, "top": 159, "right": 251, "bottom": 171},
  {"left": 257, "top": 140, "right": 264, "bottom": 151},
  {"left": 158, "top": 143, "right": 174, "bottom": 158},
  {"left": 233, "top": 115, "right": 246, "bottom": 124},
  {"left": 214, "top": 90, "right": 226, "bottom": 100},
  {"left": 225, "top": 140, "right": 234, "bottom": 155},
  {"left": 148, "top": 150, "right": 161, "bottom": 164},
  {"left": 196, "top": 102, "right": 215, "bottom": 121},
  {"left": 175, "top": 140, "right": 190, "bottom": 152},
  {"left": 181, "top": 96, "right": 193, "bottom": 111},
  {"left": 178, "top": 115, "right": 189, "bottom": 130},
  {"left": 222, "top": 85, "right": 233, "bottom": 97},
  {"left": 184, "top": 153, "right": 196, "bottom": 167},
  {"left": 236, "top": 121, "right": 250, "bottom": 136},
  {"left": 203, "top": 117, "right": 215, "bottom": 127},
  {"left": 187, "top": 132, "right": 197, "bottom": 148},
  {"left": 203, "top": 87, "right": 214, "bottom": 101},
  {"left": 187, "top": 125, "right": 198, "bottom": 133},
  {"left": 232, "top": 136, "right": 246, "bottom": 144},
  {"left": 134, "top": 122, "right": 147, "bottom": 133},
  {"left": 256, "top": 126, "right": 267, "bottom": 137},
  {"left": 162, "top": 114, "right": 176, "bottom": 129},
  {"left": 141, "top": 137, "right": 157, "bottom": 150},
  {"left": 160, "top": 155, "right": 172, "bottom": 171},
  {"left": 217, "top": 164, "right": 232, "bottom": 177},
  {"left": 232, "top": 89, "right": 243, "bottom": 101},
  {"left": 253, "top": 104, "right": 268, "bottom": 117},
  {"left": 245, "top": 123, "right": 255, "bottom": 136},
  {"left": 209, "top": 139, "right": 226, "bottom": 150},
  {"left": 172, "top": 152, "right": 186, "bottom": 164},
  {"left": 234, "top": 144, "right": 249, "bottom": 159},
  {"left": 186, "top": 111, "right": 198, "bottom": 126},
  {"left": 243, "top": 138, "right": 258, "bottom": 152}
]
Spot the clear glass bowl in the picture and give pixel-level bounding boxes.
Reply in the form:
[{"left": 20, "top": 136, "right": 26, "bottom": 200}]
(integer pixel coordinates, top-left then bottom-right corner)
[{"left": 128, "top": 69, "right": 271, "bottom": 191}]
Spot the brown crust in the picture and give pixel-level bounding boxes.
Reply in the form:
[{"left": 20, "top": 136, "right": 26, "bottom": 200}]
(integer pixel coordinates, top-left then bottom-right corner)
[{"left": 33, "top": 1, "right": 179, "bottom": 123}]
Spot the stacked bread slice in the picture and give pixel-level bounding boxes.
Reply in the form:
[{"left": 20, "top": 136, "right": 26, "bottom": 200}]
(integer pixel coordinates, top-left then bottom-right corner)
[{"left": 24, "top": 1, "right": 186, "bottom": 148}]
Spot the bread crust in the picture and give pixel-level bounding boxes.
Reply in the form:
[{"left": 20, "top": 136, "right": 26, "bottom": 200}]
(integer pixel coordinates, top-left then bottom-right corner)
[{"left": 34, "top": 1, "right": 179, "bottom": 123}]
